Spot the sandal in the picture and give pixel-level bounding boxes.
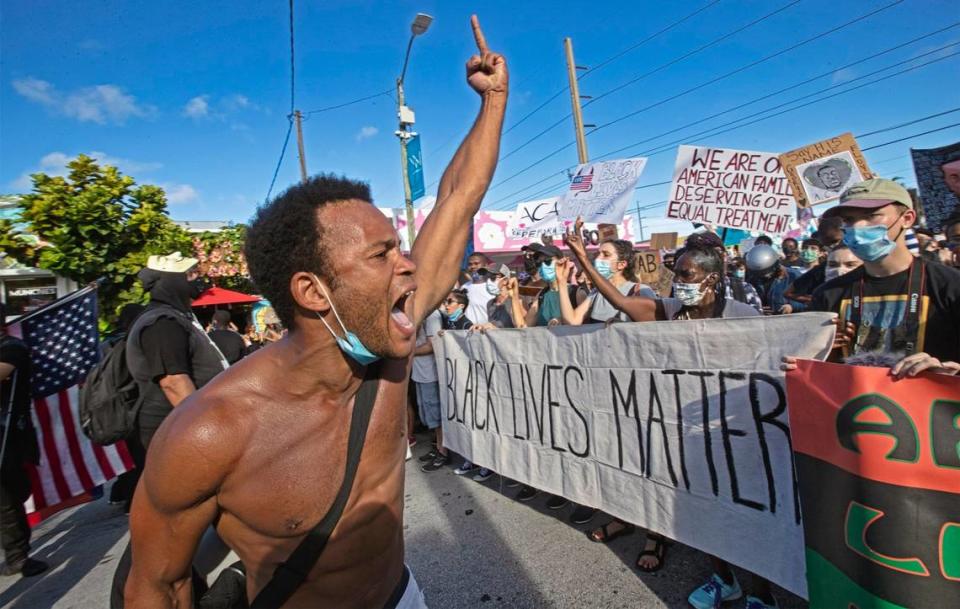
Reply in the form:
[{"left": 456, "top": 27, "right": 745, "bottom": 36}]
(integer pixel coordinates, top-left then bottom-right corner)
[
  {"left": 636, "top": 533, "right": 669, "bottom": 573},
  {"left": 586, "top": 519, "right": 635, "bottom": 544}
]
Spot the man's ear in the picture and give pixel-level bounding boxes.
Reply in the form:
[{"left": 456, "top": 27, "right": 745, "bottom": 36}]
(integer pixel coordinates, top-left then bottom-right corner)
[
  {"left": 290, "top": 272, "right": 332, "bottom": 315},
  {"left": 703, "top": 272, "right": 720, "bottom": 287},
  {"left": 901, "top": 208, "right": 917, "bottom": 229}
]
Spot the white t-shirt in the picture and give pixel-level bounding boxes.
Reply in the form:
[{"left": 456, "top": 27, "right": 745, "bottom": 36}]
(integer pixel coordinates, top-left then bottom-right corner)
[
  {"left": 412, "top": 310, "right": 443, "bottom": 384},
  {"left": 462, "top": 281, "right": 494, "bottom": 326}
]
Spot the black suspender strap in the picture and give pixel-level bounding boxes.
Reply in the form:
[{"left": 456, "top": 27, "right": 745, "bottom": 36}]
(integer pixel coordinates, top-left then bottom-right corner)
[
  {"left": 848, "top": 257, "right": 926, "bottom": 355},
  {"left": 250, "top": 364, "right": 382, "bottom": 609}
]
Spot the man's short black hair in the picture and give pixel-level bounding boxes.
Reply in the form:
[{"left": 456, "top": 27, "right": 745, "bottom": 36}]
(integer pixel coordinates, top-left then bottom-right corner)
[
  {"left": 801, "top": 238, "right": 822, "bottom": 249},
  {"left": 913, "top": 227, "right": 935, "bottom": 238},
  {"left": 782, "top": 237, "right": 798, "bottom": 247},
  {"left": 245, "top": 174, "right": 373, "bottom": 329},
  {"left": 755, "top": 235, "right": 773, "bottom": 246}
]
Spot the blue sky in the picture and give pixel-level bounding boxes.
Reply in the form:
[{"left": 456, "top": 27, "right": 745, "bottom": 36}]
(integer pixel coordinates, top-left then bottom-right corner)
[{"left": 2, "top": 0, "right": 959, "bottom": 235}]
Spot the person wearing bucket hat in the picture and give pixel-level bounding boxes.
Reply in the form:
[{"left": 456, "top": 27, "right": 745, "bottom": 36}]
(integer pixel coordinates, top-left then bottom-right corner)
[{"left": 790, "top": 177, "right": 960, "bottom": 377}]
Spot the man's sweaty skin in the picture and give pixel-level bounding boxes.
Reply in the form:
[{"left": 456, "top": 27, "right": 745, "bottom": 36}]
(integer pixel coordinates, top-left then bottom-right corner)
[{"left": 125, "top": 16, "right": 507, "bottom": 609}]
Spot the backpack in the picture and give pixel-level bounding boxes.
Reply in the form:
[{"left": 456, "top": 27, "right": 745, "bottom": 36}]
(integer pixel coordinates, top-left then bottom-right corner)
[{"left": 79, "top": 337, "right": 141, "bottom": 445}]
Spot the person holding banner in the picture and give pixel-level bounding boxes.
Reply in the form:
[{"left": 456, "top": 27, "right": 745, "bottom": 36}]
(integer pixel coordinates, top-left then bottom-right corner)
[
  {"left": 564, "top": 224, "right": 785, "bottom": 606},
  {"left": 796, "top": 178, "right": 960, "bottom": 375},
  {"left": 555, "top": 239, "right": 655, "bottom": 326},
  {"left": 125, "top": 15, "right": 507, "bottom": 609},
  {"left": 685, "top": 232, "right": 762, "bottom": 313}
]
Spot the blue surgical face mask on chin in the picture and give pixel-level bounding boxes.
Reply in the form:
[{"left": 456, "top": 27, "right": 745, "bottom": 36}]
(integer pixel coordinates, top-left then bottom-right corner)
[
  {"left": 447, "top": 306, "right": 464, "bottom": 322},
  {"left": 842, "top": 219, "right": 901, "bottom": 262},
  {"left": 485, "top": 279, "right": 501, "bottom": 296},
  {"left": 313, "top": 278, "right": 381, "bottom": 366},
  {"left": 540, "top": 261, "right": 557, "bottom": 282}
]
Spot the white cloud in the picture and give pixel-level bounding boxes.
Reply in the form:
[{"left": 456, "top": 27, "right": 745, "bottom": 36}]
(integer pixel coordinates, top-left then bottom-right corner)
[
  {"left": 12, "top": 77, "right": 155, "bottom": 124},
  {"left": 183, "top": 95, "right": 210, "bottom": 119},
  {"left": 162, "top": 183, "right": 198, "bottom": 204},
  {"left": 831, "top": 68, "right": 856, "bottom": 85},
  {"left": 355, "top": 126, "right": 379, "bottom": 141},
  {"left": 8, "top": 151, "right": 163, "bottom": 191}
]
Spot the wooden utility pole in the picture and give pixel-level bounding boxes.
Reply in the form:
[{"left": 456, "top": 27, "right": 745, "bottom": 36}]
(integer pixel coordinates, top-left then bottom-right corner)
[
  {"left": 564, "top": 37, "right": 590, "bottom": 164},
  {"left": 294, "top": 110, "right": 308, "bottom": 183}
]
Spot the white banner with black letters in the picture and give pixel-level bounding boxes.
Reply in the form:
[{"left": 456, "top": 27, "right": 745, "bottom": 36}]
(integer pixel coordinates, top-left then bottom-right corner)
[{"left": 436, "top": 313, "right": 836, "bottom": 598}]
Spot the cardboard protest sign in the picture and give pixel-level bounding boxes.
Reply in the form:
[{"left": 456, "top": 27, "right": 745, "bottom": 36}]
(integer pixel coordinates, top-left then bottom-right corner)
[
  {"left": 597, "top": 223, "right": 619, "bottom": 241},
  {"left": 437, "top": 314, "right": 836, "bottom": 597},
  {"left": 649, "top": 232, "right": 679, "bottom": 251},
  {"left": 506, "top": 197, "right": 565, "bottom": 242},
  {"left": 779, "top": 133, "right": 872, "bottom": 208},
  {"left": 911, "top": 142, "right": 960, "bottom": 232},
  {"left": 558, "top": 157, "right": 647, "bottom": 224},
  {"left": 787, "top": 360, "right": 960, "bottom": 609},
  {"left": 667, "top": 146, "right": 796, "bottom": 234},
  {"left": 634, "top": 249, "right": 672, "bottom": 297}
]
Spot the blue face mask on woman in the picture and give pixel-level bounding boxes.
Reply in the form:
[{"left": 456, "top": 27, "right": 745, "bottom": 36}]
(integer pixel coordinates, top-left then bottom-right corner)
[
  {"left": 842, "top": 217, "right": 902, "bottom": 262},
  {"left": 593, "top": 259, "right": 614, "bottom": 279},
  {"left": 446, "top": 306, "right": 464, "bottom": 322},
  {"left": 314, "top": 278, "right": 380, "bottom": 365},
  {"left": 540, "top": 261, "right": 557, "bottom": 282}
]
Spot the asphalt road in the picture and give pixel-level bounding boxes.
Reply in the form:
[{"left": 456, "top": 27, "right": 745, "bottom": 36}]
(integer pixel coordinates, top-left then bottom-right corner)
[{"left": 0, "top": 436, "right": 808, "bottom": 608}]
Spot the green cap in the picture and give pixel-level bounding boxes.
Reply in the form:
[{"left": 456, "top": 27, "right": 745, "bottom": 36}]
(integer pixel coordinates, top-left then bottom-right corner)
[{"left": 824, "top": 178, "right": 913, "bottom": 218}]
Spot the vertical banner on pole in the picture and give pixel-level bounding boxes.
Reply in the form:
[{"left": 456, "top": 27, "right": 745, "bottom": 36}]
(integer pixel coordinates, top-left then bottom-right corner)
[{"left": 407, "top": 134, "right": 426, "bottom": 201}]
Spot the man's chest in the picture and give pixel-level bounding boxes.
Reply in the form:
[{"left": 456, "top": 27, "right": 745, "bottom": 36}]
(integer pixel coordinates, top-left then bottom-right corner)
[{"left": 219, "top": 380, "right": 409, "bottom": 540}]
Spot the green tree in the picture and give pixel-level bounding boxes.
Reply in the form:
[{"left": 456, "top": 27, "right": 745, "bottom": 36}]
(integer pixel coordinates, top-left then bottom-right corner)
[{"left": 0, "top": 154, "right": 193, "bottom": 328}]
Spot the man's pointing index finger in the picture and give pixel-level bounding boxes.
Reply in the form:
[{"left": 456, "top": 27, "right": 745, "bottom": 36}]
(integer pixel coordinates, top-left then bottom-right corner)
[{"left": 471, "top": 15, "right": 489, "bottom": 53}]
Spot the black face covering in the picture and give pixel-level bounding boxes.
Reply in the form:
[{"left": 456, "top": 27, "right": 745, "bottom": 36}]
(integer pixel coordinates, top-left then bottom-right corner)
[{"left": 139, "top": 269, "right": 201, "bottom": 312}]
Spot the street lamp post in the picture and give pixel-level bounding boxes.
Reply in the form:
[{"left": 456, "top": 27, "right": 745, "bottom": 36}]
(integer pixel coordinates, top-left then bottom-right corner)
[{"left": 396, "top": 13, "right": 432, "bottom": 248}]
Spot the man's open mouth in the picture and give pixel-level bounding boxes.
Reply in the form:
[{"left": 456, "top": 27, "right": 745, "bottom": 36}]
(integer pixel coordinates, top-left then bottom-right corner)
[{"left": 390, "top": 290, "right": 415, "bottom": 333}]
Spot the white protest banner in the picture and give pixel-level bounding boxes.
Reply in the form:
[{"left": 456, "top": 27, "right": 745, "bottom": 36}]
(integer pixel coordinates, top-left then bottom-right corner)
[
  {"left": 437, "top": 314, "right": 836, "bottom": 598},
  {"left": 558, "top": 157, "right": 647, "bottom": 224},
  {"left": 666, "top": 146, "right": 796, "bottom": 235},
  {"left": 505, "top": 197, "right": 565, "bottom": 241}
]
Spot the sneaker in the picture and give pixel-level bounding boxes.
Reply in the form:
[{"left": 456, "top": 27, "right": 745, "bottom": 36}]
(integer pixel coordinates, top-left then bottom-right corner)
[
  {"left": 745, "top": 596, "right": 779, "bottom": 609},
  {"left": 454, "top": 461, "right": 476, "bottom": 476},
  {"left": 421, "top": 452, "right": 450, "bottom": 472},
  {"left": 546, "top": 495, "right": 569, "bottom": 510},
  {"left": 473, "top": 468, "right": 493, "bottom": 482},
  {"left": 688, "top": 573, "right": 742, "bottom": 609},
  {"left": 570, "top": 505, "right": 597, "bottom": 524},
  {"left": 516, "top": 485, "right": 538, "bottom": 502},
  {"left": 418, "top": 447, "right": 439, "bottom": 463},
  {"left": 1, "top": 557, "right": 48, "bottom": 578}
]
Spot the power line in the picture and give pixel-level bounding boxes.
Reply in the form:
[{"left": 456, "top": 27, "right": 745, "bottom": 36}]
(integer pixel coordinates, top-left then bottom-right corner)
[
  {"left": 861, "top": 122, "right": 960, "bottom": 151},
  {"left": 265, "top": 120, "right": 294, "bottom": 203},
  {"left": 588, "top": 0, "right": 905, "bottom": 134},
  {"left": 596, "top": 43, "right": 960, "bottom": 163},
  {"left": 264, "top": 0, "right": 297, "bottom": 202},
  {"left": 490, "top": 27, "right": 957, "bottom": 205},
  {"left": 501, "top": 0, "right": 723, "bottom": 138},
  {"left": 487, "top": 0, "right": 902, "bottom": 192},
  {"left": 858, "top": 107, "right": 960, "bottom": 137},
  {"left": 288, "top": 0, "right": 295, "bottom": 114},
  {"left": 303, "top": 89, "right": 394, "bottom": 116},
  {"left": 496, "top": 0, "right": 804, "bottom": 165}
]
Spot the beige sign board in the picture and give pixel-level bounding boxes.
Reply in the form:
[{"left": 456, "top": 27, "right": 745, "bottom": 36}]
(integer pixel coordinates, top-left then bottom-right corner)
[{"left": 778, "top": 132, "right": 872, "bottom": 208}]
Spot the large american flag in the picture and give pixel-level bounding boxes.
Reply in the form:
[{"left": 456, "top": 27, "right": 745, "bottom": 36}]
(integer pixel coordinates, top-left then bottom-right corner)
[
  {"left": 7, "top": 286, "right": 133, "bottom": 524},
  {"left": 569, "top": 169, "right": 593, "bottom": 192}
]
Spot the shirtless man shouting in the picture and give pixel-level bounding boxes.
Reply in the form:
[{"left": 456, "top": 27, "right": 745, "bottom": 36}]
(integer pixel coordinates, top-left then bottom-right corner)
[{"left": 125, "top": 16, "right": 507, "bottom": 609}]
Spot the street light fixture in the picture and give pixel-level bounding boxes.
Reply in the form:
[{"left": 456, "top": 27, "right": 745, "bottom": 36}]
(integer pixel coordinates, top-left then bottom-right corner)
[{"left": 397, "top": 12, "right": 433, "bottom": 248}]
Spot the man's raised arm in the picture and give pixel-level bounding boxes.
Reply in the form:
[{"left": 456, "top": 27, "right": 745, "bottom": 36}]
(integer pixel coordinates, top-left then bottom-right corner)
[{"left": 412, "top": 15, "right": 507, "bottom": 324}]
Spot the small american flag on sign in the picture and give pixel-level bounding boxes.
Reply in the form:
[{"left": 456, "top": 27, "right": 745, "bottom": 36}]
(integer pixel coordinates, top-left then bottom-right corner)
[
  {"left": 8, "top": 286, "right": 133, "bottom": 524},
  {"left": 569, "top": 170, "right": 593, "bottom": 192}
]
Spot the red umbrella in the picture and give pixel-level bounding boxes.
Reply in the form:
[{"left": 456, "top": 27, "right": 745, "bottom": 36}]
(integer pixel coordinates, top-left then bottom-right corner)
[{"left": 191, "top": 287, "right": 261, "bottom": 307}]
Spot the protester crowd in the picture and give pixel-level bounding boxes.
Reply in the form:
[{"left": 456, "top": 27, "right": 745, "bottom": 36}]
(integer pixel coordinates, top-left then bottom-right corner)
[
  {"left": 1, "top": 155, "right": 958, "bottom": 609},
  {"left": 408, "top": 177, "right": 960, "bottom": 609}
]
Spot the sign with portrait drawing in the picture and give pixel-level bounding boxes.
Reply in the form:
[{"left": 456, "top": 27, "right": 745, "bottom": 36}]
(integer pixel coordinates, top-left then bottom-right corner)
[
  {"left": 911, "top": 141, "right": 960, "bottom": 232},
  {"left": 779, "top": 133, "right": 872, "bottom": 208}
]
